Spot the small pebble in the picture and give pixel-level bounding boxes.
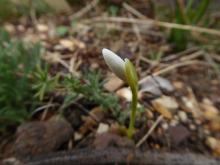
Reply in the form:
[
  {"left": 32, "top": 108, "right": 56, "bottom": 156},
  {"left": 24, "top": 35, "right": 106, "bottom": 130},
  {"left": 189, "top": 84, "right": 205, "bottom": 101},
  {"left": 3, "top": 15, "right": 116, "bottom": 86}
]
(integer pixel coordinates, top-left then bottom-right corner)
[
  {"left": 178, "top": 111, "right": 188, "bottom": 123},
  {"left": 116, "top": 87, "right": 132, "bottom": 101},
  {"left": 170, "top": 119, "right": 179, "bottom": 127},
  {"left": 4, "top": 23, "right": 15, "bottom": 34},
  {"left": 74, "top": 132, "right": 83, "bottom": 141},
  {"left": 174, "top": 115, "right": 179, "bottom": 121},
  {"left": 195, "top": 119, "right": 202, "bottom": 125},
  {"left": 189, "top": 124, "right": 196, "bottom": 131},
  {"left": 161, "top": 122, "right": 169, "bottom": 130},
  {"left": 17, "top": 25, "right": 25, "bottom": 32},
  {"left": 36, "top": 24, "right": 48, "bottom": 32},
  {"left": 145, "top": 109, "right": 154, "bottom": 119},
  {"left": 97, "top": 123, "right": 109, "bottom": 134},
  {"left": 206, "top": 137, "right": 220, "bottom": 155},
  {"left": 203, "top": 129, "right": 210, "bottom": 136}
]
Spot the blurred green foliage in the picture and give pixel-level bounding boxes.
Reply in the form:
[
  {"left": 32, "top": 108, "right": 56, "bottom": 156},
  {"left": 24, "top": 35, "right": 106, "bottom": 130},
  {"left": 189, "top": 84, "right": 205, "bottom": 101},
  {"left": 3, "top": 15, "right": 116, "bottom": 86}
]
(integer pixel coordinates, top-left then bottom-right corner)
[
  {"left": 32, "top": 65, "right": 59, "bottom": 101},
  {"left": 169, "top": 0, "right": 210, "bottom": 51},
  {"left": 56, "top": 26, "right": 69, "bottom": 37},
  {"left": 0, "top": 29, "right": 123, "bottom": 131},
  {"left": 0, "top": 0, "right": 15, "bottom": 21},
  {"left": 108, "top": 5, "right": 120, "bottom": 16},
  {"left": 0, "top": 0, "right": 52, "bottom": 22},
  {"left": 0, "top": 29, "right": 42, "bottom": 130},
  {"left": 16, "top": 0, "right": 52, "bottom": 17}
]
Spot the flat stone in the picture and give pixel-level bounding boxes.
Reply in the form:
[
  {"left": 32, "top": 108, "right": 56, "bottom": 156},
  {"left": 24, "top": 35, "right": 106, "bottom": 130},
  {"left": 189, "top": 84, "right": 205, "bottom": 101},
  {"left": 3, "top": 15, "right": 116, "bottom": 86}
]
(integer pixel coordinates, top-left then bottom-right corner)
[
  {"left": 14, "top": 117, "right": 73, "bottom": 158},
  {"left": 104, "top": 74, "right": 124, "bottom": 92}
]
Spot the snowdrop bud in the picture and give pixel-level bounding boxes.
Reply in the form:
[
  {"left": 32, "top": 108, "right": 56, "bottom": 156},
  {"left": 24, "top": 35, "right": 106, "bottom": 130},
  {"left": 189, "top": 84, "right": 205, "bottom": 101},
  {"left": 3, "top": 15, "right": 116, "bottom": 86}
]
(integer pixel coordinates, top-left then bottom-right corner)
[{"left": 102, "top": 48, "right": 126, "bottom": 81}]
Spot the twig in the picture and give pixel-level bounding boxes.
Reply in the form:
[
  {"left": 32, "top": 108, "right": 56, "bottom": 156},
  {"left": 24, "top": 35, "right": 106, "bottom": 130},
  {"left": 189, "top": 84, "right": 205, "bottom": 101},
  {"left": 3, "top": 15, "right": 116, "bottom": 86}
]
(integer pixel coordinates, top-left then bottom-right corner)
[
  {"left": 58, "top": 59, "right": 70, "bottom": 70},
  {"left": 122, "top": 2, "right": 146, "bottom": 19},
  {"left": 70, "top": 0, "right": 99, "bottom": 20},
  {"left": 85, "top": 17, "right": 220, "bottom": 36},
  {"left": 204, "top": 53, "right": 220, "bottom": 81},
  {"left": 211, "top": 53, "right": 220, "bottom": 63},
  {"left": 128, "top": 14, "right": 142, "bottom": 42},
  {"left": 140, "top": 56, "right": 159, "bottom": 66},
  {"left": 29, "top": 0, "right": 38, "bottom": 29},
  {"left": 31, "top": 103, "right": 58, "bottom": 117},
  {"left": 73, "top": 103, "right": 100, "bottom": 123},
  {"left": 153, "top": 60, "right": 207, "bottom": 76},
  {"left": 162, "top": 47, "right": 199, "bottom": 62},
  {"left": 91, "top": 23, "right": 163, "bottom": 36},
  {"left": 127, "top": 13, "right": 142, "bottom": 68},
  {"left": 136, "top": 115, "right": 163, "bottom": 148},
  {"left": 179, "top": 50, "right": 204, "bottom": 62}
]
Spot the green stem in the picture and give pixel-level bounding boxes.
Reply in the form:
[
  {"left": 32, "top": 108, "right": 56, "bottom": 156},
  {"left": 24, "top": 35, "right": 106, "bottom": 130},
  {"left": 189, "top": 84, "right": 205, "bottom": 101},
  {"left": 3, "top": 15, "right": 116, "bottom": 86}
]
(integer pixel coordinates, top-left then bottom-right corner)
[
  {"left": 124, "top": 58, "right": 138, "bottom": 138},
  {"left": 127, "top": 85, "right": 138, "bottom": 138}
]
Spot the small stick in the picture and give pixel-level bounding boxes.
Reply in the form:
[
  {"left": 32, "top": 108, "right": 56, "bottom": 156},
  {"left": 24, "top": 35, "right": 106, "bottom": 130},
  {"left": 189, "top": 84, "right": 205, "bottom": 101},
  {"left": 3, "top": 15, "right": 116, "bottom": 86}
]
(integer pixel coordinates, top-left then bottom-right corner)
[
  {"left": 179, "top": 50, "right": 204, "bottom": 62},
  {"left": 70, "top": 0, "right": 99, "bottom": 20},
  {"left": 122, "top": 2, "right": 146, "bottom": 19},
  {"left": 153, "top": 60, "right": 207, "bottom": 76},
  {"left": 136, "top": 115, "right": 163, "bottom": 148},
  {"left": 211, "top": 53, "right": 220, "bottom": 62},
  {"left": 162, "top": 47, "right": 199, "bottom": 62},
  {"left": 86, "top": 17, "right": 220, "bottom": 36},
  {"left": 31, "top": 103, "right": 58, "bottom": 117}
]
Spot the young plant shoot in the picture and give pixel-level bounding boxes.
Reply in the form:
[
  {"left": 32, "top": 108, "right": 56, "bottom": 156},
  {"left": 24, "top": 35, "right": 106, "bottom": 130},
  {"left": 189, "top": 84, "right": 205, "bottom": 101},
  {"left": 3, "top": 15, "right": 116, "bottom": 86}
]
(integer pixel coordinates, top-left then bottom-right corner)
[{"left": 102, "top": 48, "right": 138, "bottom": 138}]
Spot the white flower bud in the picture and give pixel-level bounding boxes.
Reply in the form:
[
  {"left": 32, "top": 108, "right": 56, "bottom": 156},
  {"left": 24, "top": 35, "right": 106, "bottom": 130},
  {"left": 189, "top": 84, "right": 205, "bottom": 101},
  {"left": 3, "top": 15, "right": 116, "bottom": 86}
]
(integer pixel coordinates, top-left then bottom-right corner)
[{"left": 102, "top": 48, "right": 126, "bottom": 81}]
